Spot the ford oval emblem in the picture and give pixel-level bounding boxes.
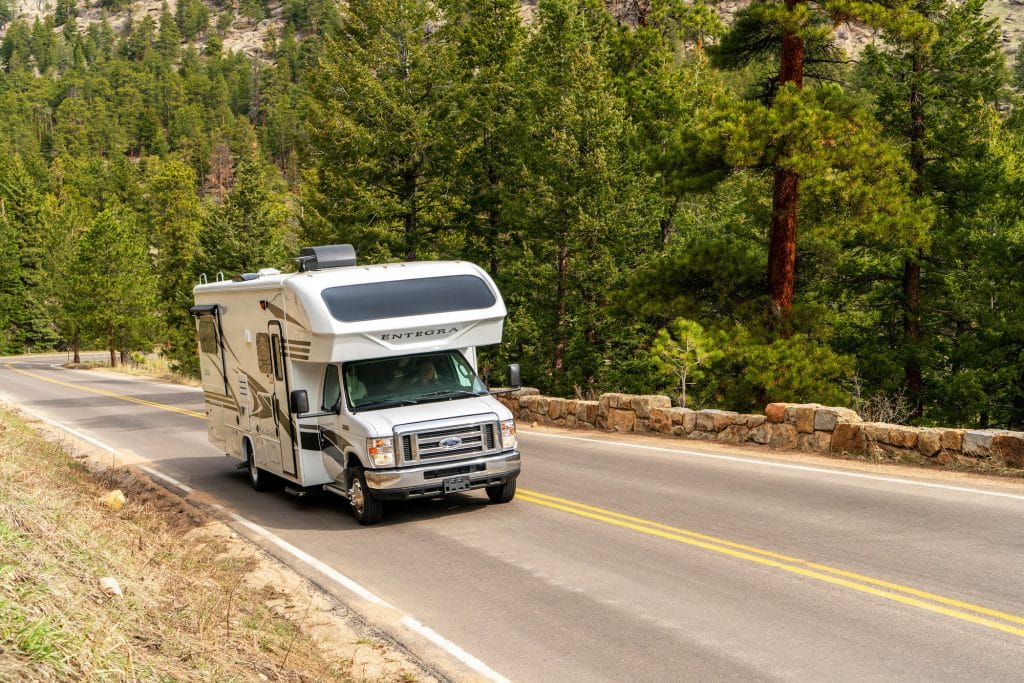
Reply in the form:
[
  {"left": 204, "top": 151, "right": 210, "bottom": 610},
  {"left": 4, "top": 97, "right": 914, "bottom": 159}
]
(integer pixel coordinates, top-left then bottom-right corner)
[{"left": 439, "top": 437, "right": 463, "bottom": 449}]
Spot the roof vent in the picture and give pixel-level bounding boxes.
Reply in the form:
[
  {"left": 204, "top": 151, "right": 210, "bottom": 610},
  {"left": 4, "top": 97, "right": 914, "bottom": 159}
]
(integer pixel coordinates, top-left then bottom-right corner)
[
  {"left": 296, "top": 244, "right": 357, "bottom": 272},
  {"left": 232, "top": 268, "right": 282, "bottom": 282}
]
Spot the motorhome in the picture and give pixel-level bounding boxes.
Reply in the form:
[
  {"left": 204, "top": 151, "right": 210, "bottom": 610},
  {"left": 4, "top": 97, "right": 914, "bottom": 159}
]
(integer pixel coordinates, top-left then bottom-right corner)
[{"left": 190, "top": 245, "right": 521, "bottom": 524}]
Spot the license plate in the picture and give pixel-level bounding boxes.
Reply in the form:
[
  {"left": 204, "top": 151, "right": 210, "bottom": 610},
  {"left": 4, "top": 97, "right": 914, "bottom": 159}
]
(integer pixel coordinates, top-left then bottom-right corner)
[{"left": 443, "top": 475, "right": 471, "bottom": 493}]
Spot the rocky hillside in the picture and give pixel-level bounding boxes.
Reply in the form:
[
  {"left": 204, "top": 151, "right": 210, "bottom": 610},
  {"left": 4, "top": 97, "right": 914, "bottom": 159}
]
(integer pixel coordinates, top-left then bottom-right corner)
[
  {"left": 2, "top": 0, "right": 1022, "bottom": 61},
  {"left": 3, "top": 0, "right": 282, "bottom": 57}
]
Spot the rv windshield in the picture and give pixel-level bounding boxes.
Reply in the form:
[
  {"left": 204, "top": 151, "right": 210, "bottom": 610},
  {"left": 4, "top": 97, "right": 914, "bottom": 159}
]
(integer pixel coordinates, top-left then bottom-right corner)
[{"left": 343, "top": 351, "right": 489, "bottom": 412}]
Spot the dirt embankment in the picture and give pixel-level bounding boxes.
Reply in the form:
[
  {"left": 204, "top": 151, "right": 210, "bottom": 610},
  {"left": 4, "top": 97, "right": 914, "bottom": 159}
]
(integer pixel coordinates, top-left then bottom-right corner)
[{"left": 0, "top": 404, "right": 434, "bottom": 682}]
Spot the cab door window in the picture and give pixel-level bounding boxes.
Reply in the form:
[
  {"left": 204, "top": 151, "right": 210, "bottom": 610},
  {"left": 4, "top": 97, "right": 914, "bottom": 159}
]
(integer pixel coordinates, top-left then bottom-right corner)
[{"left": 322, "top": 365, "right": 341, "bottom": 411}]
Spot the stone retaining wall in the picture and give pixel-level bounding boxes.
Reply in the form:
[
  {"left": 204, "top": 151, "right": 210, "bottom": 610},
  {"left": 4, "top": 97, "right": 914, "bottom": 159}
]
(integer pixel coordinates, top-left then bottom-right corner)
[{"left": 497, "top": 389, "right": 1024, "bottom": 469}]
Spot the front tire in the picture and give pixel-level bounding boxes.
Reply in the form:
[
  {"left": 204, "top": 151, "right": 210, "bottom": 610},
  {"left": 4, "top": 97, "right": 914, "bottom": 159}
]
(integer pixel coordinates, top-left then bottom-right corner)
[
  {"left": 348, "top": 465, "right": 384, "bottom": 525},
  {"left": 486, "top": 479, "right": 516, "bottom": 504}
]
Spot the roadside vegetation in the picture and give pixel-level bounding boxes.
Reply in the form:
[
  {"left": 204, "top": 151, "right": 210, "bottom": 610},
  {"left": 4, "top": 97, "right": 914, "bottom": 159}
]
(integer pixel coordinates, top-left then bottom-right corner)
[
  {"left": 68, "top": 352, "right": 200, "bottom": 387},
  {"left": 0, "top": 405, "right": 426, "bottom": 681}
]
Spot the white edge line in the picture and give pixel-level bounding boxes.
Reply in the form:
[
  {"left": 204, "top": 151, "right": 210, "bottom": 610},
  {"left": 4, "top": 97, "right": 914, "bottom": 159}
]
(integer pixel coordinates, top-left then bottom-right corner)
[
  {"left": 401, "top": 616, "right": 513, "bottom": 683},
  {"left": 16, "top": 405, "right": 118, "bottom": 455},
  {"left": 523, "top": 430, "right": 1024, "bottom": 502},
  {"left": 220, "top": 509, "right": 512, "bottom": 682},
  {"left": 15, "top": 406, "right": 196, "bottom": 494},
  {"left": 10, "top": 403, "right": 510, "bottom": 682},
  {"left": 219, "top": 506, "right": 394, "bottom": 608},
  {"left": 138, "top": 465, "right": 194, "bottom": 494}
]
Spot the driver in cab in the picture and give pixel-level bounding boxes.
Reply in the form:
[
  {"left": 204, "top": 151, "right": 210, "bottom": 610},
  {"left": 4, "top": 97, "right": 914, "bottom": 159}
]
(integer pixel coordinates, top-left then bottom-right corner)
[{"left": 412, "top": 359, "right": 439, "bottom": 386}]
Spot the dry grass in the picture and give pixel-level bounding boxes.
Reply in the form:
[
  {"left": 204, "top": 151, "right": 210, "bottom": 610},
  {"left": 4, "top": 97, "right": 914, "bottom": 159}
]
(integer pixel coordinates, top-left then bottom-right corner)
[
  {"left": 0, "top": 407, "right": 424, "bottom": 682},
  {"left": 66, "top": 353, "right": 200, "bottom": 388}
]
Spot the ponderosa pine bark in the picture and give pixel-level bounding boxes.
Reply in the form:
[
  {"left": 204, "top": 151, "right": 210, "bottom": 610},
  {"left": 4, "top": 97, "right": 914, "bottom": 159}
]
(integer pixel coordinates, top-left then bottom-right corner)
[{"left": 767, "top": 0, "right": 805, "bottom": 318}]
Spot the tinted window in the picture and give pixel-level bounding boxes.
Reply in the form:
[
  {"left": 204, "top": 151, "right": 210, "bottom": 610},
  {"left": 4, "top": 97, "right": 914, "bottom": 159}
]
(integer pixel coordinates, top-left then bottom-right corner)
[
  {"left": 256, "top": 333, "right": 272, "bottom": 375},
  {"left": 322, "top": 275, "right": 496, "bottom": 322},
  {"left": 271, "top": 335, "right": 283, "bottom": 381},
  {"left": 322, "top": 365, "right": 341, "bottom": 411},
  {"left": 198, "top": 319, "right": 218, "bottom": 353}
]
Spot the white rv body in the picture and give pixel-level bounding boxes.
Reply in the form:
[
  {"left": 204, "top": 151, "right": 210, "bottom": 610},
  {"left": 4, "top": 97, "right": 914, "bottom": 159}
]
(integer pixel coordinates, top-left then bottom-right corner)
[{"left": 191, "top": 248, "right": 520, "bottom": 523}]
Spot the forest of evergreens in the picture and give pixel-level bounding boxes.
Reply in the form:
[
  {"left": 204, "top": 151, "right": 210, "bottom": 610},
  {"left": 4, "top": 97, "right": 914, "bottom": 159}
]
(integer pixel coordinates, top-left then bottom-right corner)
[{"left": 2, "top": 0, "right": 1024, "bottom": 428}]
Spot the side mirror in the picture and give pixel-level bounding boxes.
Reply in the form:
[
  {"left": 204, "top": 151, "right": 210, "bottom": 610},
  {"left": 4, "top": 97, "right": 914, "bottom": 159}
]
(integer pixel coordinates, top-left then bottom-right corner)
[
  {"left": 507, "top": 363, "right": 521, "bottom": 389},
  {"left": 289, "top": 389, "right": 309, "bottom": 415}
]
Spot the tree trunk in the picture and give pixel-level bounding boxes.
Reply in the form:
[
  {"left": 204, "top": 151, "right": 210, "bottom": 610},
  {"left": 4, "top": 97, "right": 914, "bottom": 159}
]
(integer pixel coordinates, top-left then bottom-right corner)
[
  {"left": 72, "top": 331, "right": 80, "bottom": 365},
  {"left": 767, "top": 0, "right": 805, "bottom": 320},
  {"left": 903, "top": 255, "right": 923, "bottom": 413},
  {"left": 904, "top": 53, "right": 926, "bottom": 418},
  {"left": 403, "top": 167, "right": 419, "bottom": 261},
  {"left": 659, "top": 199, "right": 678, "bottom": 250},
  {"left": 486, "top": 141, "right": 501, "bottom": 276},
  {"left": 553, "top": 240, "right": 569, "bottom": 376},
  {"left": 768, "top": 166, "right": 799, "bottom": 317}
]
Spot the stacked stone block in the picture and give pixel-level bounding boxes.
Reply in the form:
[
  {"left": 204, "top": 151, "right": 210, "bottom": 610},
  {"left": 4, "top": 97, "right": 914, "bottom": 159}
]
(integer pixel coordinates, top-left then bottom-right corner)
[{"left": 494, "top": 390, "right": 1024, "bottom": 469}]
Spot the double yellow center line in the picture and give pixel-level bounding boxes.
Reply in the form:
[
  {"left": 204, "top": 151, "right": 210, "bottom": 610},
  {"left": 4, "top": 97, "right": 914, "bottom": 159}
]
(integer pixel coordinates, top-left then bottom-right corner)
[
  {"left": 4, "top": 364, "right": 205, "bottom": 419},
  {"left": 7, "top": 362, "right": 1024, "bottom": 638},
  {"left": 518, "top": 487, "right": 1024, "bottom": 638}
]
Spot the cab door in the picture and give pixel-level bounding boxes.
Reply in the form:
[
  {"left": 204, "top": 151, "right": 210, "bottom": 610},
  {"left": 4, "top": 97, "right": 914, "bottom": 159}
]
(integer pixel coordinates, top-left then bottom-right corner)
[{"left": 268, "top": 321, "right": 298, "bottom": 477}]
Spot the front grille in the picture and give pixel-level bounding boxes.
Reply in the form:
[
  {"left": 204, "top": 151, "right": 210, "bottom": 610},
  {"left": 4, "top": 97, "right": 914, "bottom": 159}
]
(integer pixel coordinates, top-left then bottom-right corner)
[
  {"left": 401, "top": 422, "right": 498, "bottom": 462},
  {"left": 423, "top": 463, "right": 487, "bottom": 480}
]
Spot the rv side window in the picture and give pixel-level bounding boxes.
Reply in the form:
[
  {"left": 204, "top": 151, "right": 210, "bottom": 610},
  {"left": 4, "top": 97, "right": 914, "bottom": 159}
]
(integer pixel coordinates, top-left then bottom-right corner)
[
  {"left": 270, "top": 335, "right": 283, "bottom": 381},
  {"left": 256, "top": 333, "right": 272, "bottom": 375},
  {"left": 198, "top": 319, "right": 218, "bottom": 353},
  {"left": 322, "top": 365, "right": 341, "bottom": 411}
]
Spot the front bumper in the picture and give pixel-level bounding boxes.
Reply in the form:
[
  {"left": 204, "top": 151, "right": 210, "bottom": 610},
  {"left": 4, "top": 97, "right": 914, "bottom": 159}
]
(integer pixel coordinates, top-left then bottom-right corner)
[{"left": 363, "top": 450, "right": 520, "bottom": 500}]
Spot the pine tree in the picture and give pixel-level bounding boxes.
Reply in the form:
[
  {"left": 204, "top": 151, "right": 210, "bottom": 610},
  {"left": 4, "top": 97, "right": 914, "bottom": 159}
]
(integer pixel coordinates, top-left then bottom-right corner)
[
  {"left": 144, "top": 158, "right": 205, "bottom": 370},
  {"left": 200, "top": 149, "right": 290, "bottom": 277},
  {"left": 508, "top": 0, "right": 658, "bottom": 392},
  {"left": 0, "top": 152, "right": 59, "bottom": 351},
  {"left": 855, "top": 0, "right": 1012, "bottom": 423},
  {"left": 53, "top": 0, "right": 77, "bottom": 28},
  {"left": 70, "top": 207, "right": 157, "bottom": 366},
  {"left": 176, "top": 0, "right": 209, "bottom": 41},
  {"left": 157, "top": 2, "right": 182, "bottom": 61},
  {"left": 0, "top": 199, "right": 21, "bottom": 353},
  {"left": 711, "top": 0, "right": 933, "bottom": 320},
  {"left": 437, "top": 0, "right": 526, "bottom": 275},
  {"left": 303, "top": 0, "right": 458, "bottom": 262},
  {"left": 606, "top": 0, "right": 727, "bottom": 249},
  {"left": 0, "top": 0, "right": 13, "bottom": 29}
]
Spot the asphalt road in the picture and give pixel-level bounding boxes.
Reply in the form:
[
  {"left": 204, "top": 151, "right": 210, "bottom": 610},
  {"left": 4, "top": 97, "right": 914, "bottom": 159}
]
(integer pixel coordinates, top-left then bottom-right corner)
[{"left": 2, "top": 354, "right": 1023, "bottom": 681}]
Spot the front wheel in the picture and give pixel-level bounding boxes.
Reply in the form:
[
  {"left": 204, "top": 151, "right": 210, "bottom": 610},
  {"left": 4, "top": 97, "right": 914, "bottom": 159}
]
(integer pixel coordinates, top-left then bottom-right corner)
[
  {"left": 486, "top": 479, "right": 516, "bottom": 504},
  {"left": 348, "top": 465, "right": 384, "bottom": 525}
]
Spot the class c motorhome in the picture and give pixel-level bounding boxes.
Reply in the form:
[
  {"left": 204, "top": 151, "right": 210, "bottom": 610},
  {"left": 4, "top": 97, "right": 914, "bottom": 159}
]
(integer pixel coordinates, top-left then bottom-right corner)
[{"left": 190, "top": 245, "right": 521, "bottom": 524}]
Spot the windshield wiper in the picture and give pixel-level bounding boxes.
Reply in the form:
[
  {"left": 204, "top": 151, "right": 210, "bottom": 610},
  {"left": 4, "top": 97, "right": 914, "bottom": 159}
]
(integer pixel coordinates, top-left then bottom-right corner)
[
  {"left": 353, "top": 398, "right": 417, "bottom": 412},
  {"left": 416, "top": 389, "right": 485, "bottom": 401}
]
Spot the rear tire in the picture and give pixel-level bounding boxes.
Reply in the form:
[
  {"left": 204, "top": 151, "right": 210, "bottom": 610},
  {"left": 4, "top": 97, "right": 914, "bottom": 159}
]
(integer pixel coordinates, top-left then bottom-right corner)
[
  {"left": 486, "top": 479, "right": 516, "bottom": 504},
  {"left": 247, "top": 445, "right": 270, "bottom": 492},
  {"left": 348, "top": 465, "right": 384, "bottom": 525}
]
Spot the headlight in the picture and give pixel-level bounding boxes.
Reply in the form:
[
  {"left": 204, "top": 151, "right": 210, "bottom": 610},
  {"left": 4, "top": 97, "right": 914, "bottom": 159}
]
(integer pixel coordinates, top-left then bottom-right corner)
[
  {"left": 500, "top": 420, "right": 517, "bottom": 452},
  {"left": 366, "top": 437, "right": 395, "bottom": 467}
]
